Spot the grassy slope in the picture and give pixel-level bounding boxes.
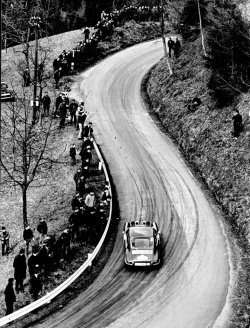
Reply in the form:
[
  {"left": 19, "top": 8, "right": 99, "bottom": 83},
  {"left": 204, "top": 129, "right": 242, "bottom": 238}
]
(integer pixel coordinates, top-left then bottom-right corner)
[{"left": 146, "top": 37, "right": 250, "bottom": 328}]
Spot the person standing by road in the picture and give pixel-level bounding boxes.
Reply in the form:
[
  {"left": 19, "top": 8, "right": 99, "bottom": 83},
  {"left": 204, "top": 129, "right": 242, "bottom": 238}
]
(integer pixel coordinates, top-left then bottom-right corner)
[
  {"left": 71, "top": 193, "right": 81, "bottom": 211},
  {"left": 77, "top": 102, "right": 88, "bottom": 139},
  {"left": 85, "top": 190, "right": 96, "bottom": 212},
  {"left": 58, "top": 100, "right": 67, "bottom": 128},
  {"left": 83, "top": 27, "right": 90, "bottom": 42},
  {"left": 55, "top": 93, "right": 63, "bottom": 118},
  {"left": 83, "top": 122, "right": 93, "bottom": 141},
  {"left": 69, "top": 99, "right": 78, "bottom": 125},
  {"left": 28, "top": 248, "right": 40, "bottom": 276},
  {"left": 1, "top": 226, "right": 10, "bottom": 256},
  {"left": 70, "top": 144, "right": 77, "bottom": 166},
  {"left": 80, "top": 145, "right": 92, "bottom": 171},
  {"left": 68, "top": 209, "right": 82, "bottom": 241},
  {"left": 23, "top": 224, "right": 34, "bottom": 255},
  {"left": 232, "top": 109, "right": 243, "bottom": 139},
  {"left": 13, "top": 248, "right": 26, "bottom": 293},
  {"left": 23, "top": 68, "right": 31, "bottom": 87},
  {"left": 74, "top": 168, "right": 82, "bottom": 192},
  {"left": 42, "top": 92, "right": 51, "bottom": 117},
  {"left": 4, "top": 278, "right": 16, "bottom": 315},
  {"left": 54, "top": 67, "right": 61, "bottom": 89},
  {"left": 37, "top": 218, "right": 48, "bottom": 243},
  {"left": 167, "top": 37, "right": 175, "bottom": 58},
  {"left": 174, "top": 38, "right": 181, "bottom": 58}
]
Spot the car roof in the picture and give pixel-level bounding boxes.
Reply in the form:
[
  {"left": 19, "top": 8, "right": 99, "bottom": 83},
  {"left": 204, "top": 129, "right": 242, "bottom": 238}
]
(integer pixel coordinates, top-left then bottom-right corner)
[{"left": 129, "top": 226, "right": 153, "bottom": 238}]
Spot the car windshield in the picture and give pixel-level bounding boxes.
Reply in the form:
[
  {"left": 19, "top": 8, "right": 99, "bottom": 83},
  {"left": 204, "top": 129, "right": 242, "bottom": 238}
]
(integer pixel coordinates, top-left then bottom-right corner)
[{"left": 131, "top": 237, "right": 154, "bottom": 250}]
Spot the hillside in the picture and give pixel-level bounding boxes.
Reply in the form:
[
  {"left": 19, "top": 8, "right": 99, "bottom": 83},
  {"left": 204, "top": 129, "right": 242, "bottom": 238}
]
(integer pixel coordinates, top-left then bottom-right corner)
[{"left": 145, "top": 33, "right": 250, "bottom": 328}]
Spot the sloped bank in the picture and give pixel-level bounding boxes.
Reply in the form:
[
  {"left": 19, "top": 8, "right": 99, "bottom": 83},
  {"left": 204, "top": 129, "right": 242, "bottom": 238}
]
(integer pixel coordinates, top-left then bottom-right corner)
[{"left": 144, "top": 37, "right": 250, "bottom": 328}]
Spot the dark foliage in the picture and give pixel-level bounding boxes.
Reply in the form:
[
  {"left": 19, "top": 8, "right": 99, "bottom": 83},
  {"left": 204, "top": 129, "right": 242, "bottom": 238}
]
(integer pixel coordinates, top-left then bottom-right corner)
[
  {"left": 180, "top": 0, "right": 207, "bottom": 40},
  {"left": 206, "top": 0, "right": 250, "bottom": 105},
  {"left": 179, "top": 0, "right": 250, "bottom": 105},
  {"left": 85, "top": 0, "right": 113, "bottom": 25}
]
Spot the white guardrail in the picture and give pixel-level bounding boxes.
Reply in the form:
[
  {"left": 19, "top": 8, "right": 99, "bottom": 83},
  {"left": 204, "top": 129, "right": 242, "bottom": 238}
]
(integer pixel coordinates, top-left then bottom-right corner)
[{"left": 0, "top": 138, "right": 113, "bottom": 327}]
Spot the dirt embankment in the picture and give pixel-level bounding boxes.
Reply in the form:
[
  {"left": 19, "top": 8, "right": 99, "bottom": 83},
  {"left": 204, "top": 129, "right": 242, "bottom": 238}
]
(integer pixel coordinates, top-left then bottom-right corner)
[{"left": 145, "top": 37, "right": 250, "bottom": 328}]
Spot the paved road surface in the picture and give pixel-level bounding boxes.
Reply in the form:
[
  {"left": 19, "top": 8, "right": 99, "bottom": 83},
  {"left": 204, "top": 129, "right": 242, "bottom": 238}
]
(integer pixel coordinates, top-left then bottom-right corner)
[{"left": 36, "top": 40, "right": 230, "bottom": 328}]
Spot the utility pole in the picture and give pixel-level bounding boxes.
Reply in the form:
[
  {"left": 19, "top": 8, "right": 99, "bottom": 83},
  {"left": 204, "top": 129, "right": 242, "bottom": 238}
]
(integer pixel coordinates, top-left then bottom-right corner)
[
  {"left": 29, "top": 15, "right": 41, "bottom": 124},
  {"left": 159, "top": 0, "right": 173, "bottom": 75}
]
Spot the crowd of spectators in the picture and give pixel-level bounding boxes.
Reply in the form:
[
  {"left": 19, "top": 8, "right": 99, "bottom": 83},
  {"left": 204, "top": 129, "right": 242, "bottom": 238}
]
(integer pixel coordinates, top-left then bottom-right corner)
[
  {"left": 52, "top": 5, "right": 161, "bottom": 84},
  {"left": 3, "top": 110, "right": 111, "bottom": 315}
]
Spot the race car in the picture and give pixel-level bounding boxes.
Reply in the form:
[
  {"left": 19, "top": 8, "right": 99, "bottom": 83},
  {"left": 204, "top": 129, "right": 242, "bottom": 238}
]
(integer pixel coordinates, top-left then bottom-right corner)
[
  {"left": 1, "top": 82, "right": 15, "bottom": 102},
  {"left": 123, "top": 221, "right": 161, "bottom": 267}
]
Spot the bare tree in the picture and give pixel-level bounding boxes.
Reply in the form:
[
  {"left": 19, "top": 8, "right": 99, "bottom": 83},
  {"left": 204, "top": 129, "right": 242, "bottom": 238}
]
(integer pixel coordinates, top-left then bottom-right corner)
[
  {"left": 2, "top": 0, "right": 56, "bottom": 67},
  {"left": 0, "top": 92, "right": 57, "bottom": 228},
  {"left": 1, "top": 29, "right": 59, "bottom": 227}
]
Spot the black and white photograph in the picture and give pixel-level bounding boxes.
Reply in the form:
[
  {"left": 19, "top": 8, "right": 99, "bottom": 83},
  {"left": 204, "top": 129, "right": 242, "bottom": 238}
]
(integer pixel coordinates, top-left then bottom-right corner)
[{"left": 0, "top": 1, "right": 250, "bottom": 327}]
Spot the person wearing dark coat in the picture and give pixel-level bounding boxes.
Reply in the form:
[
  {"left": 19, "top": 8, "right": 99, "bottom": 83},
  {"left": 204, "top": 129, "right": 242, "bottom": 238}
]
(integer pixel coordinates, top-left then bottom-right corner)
[
  {"left": 68, "top": 209, "right": 82, "bottom": 241},
  {"left": 81, "top": 137, "right": 94, "bottom": 150},
  {"left": 82, "top": 164, "right": 90, "bottom": 179},
  {"left": 54, "top": 67, "right": 61, "bottom": 89},
  {"left": 77, "top": 103, "right": 88, "bottom": 139},
  {"left": 29, "top": 273, "right": 42, "bottom": 300},
  {"left": 55, "top": 93, "right": 63, "bottom": 118},
  {"left": 70, "top": 144, "right": 77, "bottom": 165},
  {"left": 53, "top": 58, "right": 59, "bottom": 71},
  {"left": 37, "top": 218, "right": 48, "bottom": 243},
  {"left": 69, "top": 99, "right": 78, "bottom": 125},
  {"left": 28, "top": 250, "right": 40, "bottom": 276},
  {"left": 83, "top": 122, "right": 93, "bottom": 140},
  {"left": 1, "top": 226, "right": 10, "bottom": 256},
  {"left": 4, "top": 278, "right": 16, "bottom": 315},
  {"left": 42, "top": 92, "right": 51, "bottom": 117},
  {"left": 23, "top": 225, "right": 33, "bottom": 255},
  {"left": 71, "top": 193, "right": 81, "bottom": 211},
  {"left": 232, "top": 109, "right": 243, "bottom": 138},
  {"left": 167, "top": 37, "right": 175, "bottom": 58},
  {"left": 83, "top": 27, "right": 90, "bottom": 42},
  {"left": 174, "top": 38, "right": 181, "bottom": 58},
  {"left": 80, "top": 146, "right": 92, "bottom": 171},
  {"left": 74, "top": 168, "right": 82, "bottom": 191},
  {"left": 23, "top": 68, "right": 31, "bottom": 87},
  {"left": 13, "top": 248, "right": 26, "bottom": 293},
  {"left": 59, "top": 229, "right": 71, "bottom": 258},
  {"left": 80, "top": 146, "right": 92, "bottom": 163},
  {"left": 78, "top": 176, "right": 86, "bottom": 197},
  {"left": 58, "top": 101, "right": 67, "bottom": 128},
  {"left": 38, "top": 244, "right": 49, "bottom": 274}
]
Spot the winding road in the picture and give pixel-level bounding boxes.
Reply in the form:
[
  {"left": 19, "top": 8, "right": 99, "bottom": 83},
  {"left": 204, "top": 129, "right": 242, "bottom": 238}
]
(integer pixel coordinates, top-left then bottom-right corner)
[{"left": 36, "top": 40, "right": 230, "bottom": 328}]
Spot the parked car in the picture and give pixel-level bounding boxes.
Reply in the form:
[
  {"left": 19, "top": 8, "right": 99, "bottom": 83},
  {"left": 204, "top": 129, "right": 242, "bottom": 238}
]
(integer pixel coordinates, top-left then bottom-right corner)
[
  {"left": 123, "top": 221, "right": 161, "bottom": 267},
  {"left": 1, "top": 82, "right": 15, "bottom": 102}
]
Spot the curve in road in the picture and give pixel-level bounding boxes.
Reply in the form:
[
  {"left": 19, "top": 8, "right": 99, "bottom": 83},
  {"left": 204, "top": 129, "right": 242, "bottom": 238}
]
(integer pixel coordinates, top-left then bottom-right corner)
[{"left": 35, "top": 40, "right": 231, "bottom": 328}]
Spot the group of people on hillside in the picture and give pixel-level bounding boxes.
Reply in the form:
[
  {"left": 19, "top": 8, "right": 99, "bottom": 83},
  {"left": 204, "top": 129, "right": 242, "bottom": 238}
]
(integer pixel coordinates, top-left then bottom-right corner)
[
  {"left": 167, "top": 37, "right": 181, "bottom": 58},
  {"left": 3, "top": 97, "right": 112, "bottom": 316},
  {"left": 4, "top": 219, "right": 48, "bottom": 315},
  {"left": 51, "top": 5, "right": 161, "bottom": 86}
]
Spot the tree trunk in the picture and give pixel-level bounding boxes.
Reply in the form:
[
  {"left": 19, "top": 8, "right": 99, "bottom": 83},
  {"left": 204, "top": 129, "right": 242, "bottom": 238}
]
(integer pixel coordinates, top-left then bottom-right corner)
[
  {"left": 33, "top": 26, "right": 39, "bottom": 125},
  {"left": 22, "top": 186, "right": 28, "bottom": 228},
  {"left": 197, "top": 0, "right": 208, "bottom": 57},
  {"left": 23, "top": 28, "right": 31, "bottom": 70}
]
